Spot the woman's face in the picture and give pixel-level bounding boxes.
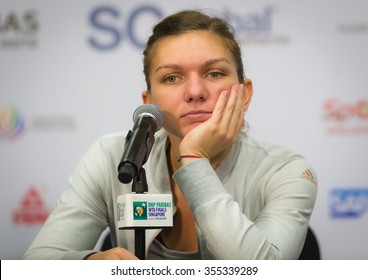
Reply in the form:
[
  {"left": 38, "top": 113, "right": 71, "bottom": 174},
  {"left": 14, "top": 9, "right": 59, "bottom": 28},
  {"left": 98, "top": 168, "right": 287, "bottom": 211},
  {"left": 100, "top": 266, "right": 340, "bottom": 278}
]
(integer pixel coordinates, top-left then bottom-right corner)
[{"left": 142, "top": 30, "right": 243, "bottom": 139}]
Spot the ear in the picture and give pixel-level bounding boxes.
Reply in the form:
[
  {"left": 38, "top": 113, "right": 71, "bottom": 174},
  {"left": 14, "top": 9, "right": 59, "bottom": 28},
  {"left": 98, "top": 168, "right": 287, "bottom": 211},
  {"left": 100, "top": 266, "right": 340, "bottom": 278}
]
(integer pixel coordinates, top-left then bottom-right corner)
[
  {"left": 242, "top": 79, "right": 253, "bottom": 111},
  {"left": 141, "top": 90, "right": 152, "bottom": 104}
]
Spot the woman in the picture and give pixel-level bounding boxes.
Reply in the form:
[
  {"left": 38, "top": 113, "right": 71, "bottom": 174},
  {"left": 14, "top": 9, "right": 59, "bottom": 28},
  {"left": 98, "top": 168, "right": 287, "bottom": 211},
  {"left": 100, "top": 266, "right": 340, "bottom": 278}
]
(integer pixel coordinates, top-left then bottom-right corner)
[{"left": 23, "top": 10, "right": 317, "bottom": 260}]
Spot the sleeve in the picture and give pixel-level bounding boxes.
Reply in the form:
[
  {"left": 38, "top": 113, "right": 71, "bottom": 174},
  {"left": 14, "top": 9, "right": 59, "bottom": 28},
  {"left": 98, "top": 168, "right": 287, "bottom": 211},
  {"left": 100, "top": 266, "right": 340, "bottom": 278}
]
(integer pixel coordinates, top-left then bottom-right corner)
[
  {"left": 23, "top": 138, "right": 111, "bottom": 260},
  {"left": 173, "top": 157, "right": 318, "bottom": 260}
]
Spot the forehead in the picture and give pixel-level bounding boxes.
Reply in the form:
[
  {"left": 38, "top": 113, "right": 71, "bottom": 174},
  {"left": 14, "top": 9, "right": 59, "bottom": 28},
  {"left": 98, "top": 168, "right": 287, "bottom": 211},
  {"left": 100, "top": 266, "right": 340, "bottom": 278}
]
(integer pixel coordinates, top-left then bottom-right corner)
[{"left": 151, "top": 31, "right": 234, "bottom": 69}]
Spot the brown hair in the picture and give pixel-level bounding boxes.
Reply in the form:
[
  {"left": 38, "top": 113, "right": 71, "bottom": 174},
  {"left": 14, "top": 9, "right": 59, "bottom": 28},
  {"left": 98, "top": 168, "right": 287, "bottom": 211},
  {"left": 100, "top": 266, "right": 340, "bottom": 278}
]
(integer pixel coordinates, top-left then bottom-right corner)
[{"left": 143, "top": 10, "right": 245, "bottom": 91}]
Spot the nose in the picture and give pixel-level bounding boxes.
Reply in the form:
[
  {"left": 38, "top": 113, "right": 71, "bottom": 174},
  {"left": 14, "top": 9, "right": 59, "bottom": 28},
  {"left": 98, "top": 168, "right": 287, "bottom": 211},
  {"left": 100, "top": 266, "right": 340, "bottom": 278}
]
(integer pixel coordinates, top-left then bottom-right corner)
[{"left": 184, "top": 74, "right": 208, "bottom": 102}]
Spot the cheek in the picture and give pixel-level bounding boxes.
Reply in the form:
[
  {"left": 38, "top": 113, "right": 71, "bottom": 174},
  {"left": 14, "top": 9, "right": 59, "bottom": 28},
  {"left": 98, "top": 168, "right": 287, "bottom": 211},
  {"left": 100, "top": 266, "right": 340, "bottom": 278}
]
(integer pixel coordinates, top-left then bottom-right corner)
[
  {"left": 150, "top": 98, "right": 170, "bottom": 111},
  {"left": 211, "top": 84, "right": 230, "bottom": 101},
  {"left": 149, "top": 97, "right": 179, "bottom": 123},
  {"left": 150, "top": 91, "right": 181, "bottom": 109}
]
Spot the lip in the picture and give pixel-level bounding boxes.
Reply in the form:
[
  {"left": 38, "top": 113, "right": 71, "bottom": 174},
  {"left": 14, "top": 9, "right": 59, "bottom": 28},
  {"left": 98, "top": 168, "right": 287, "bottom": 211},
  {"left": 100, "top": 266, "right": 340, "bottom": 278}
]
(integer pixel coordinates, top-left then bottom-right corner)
[{"left": 181, "top": 110, "right": 212, "bottom": 122}]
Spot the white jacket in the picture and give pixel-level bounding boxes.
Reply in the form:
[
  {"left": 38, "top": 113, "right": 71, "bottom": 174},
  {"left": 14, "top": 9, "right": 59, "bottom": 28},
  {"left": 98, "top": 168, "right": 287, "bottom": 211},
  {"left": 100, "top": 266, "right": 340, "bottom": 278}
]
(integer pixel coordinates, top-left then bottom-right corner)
[{"left": 23, "top": 129, "right": 317, "bottom": 259}]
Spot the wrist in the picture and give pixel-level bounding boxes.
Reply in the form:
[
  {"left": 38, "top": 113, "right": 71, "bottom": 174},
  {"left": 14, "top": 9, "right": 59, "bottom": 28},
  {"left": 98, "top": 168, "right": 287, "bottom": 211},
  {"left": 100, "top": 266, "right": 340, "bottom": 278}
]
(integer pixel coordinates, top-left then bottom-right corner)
[
  {"left": 176, "top": 154, "right": 202, "bottom": 166},
  {"left": 176, "top": 154, "right": 201, "bottom": 162}
]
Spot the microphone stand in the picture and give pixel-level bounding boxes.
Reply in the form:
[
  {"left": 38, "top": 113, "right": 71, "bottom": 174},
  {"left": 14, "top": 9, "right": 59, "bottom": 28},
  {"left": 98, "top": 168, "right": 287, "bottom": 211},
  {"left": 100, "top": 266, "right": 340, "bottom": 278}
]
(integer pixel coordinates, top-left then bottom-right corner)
[
  {"left": 117, "top": 104, "right": 173, "bottom": 260},
  {"left": 117, "top": 114, "right": 172, "bottom": 260},
  {"left": 117, "top": 161, "right": 173, "bottom": 260},
  {"left": 131, "top": 167, "right": 148, "bottom": 260}
]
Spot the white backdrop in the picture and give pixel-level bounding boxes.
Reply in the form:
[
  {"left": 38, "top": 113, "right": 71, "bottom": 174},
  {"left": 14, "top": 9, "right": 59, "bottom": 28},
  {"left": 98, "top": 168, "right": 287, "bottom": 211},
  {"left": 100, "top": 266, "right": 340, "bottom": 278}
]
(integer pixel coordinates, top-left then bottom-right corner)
[{"left": 1, "top": 0, "right": 367, "bottom": 259}]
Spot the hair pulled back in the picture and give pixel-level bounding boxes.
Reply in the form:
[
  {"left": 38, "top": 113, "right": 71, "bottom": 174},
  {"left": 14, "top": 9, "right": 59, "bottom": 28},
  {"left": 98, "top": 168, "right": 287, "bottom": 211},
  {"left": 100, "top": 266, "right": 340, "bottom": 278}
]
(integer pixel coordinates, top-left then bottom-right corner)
[{"left": 143, "top": 10, "right": 245, "bottom": 91}]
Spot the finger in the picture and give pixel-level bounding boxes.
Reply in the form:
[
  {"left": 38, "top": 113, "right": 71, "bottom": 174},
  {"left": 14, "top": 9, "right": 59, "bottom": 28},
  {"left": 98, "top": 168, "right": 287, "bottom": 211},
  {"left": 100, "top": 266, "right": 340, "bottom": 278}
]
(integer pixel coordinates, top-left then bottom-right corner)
[
  {"left": 210, "top": 89, "right": 229, "bottom": 123},
  {"left": 218, "top": 84, "right": 241, "bottom": 131},
  {"left": 226, "top": 84, "right": 245, "bottom": 135}
]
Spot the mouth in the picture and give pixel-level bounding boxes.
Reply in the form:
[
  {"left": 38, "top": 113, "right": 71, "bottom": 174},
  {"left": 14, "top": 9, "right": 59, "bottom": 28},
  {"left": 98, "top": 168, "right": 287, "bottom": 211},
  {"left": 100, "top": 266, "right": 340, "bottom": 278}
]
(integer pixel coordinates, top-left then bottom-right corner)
[{"left": 181, "top": 110, "right": 212, "bottom": 122}]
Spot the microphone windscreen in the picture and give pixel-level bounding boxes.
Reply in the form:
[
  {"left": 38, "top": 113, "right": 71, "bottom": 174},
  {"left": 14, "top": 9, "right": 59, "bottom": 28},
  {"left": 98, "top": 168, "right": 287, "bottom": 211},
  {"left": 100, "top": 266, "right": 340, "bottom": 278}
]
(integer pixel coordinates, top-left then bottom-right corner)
[{"left": 133, "top": 104, "right": 164, "bottom": 131}]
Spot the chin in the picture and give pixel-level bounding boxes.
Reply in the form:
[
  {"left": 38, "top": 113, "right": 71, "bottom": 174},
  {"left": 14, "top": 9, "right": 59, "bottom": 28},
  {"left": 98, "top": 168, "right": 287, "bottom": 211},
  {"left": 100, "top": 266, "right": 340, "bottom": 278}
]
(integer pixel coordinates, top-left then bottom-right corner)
[
  {"left": 167, "top": 122, "right": 203, "bottom": 139},
  {"left": 183, "top": 122, "right": 203, "bottom": 134}
]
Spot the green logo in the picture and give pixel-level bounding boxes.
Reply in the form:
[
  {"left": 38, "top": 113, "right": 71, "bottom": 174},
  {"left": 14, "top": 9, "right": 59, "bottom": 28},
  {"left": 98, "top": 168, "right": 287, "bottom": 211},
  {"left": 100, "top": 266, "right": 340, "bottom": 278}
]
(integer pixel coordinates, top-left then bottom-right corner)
[
  {"left": 133, "top": 202, "right": 147, "bottom": 220},
  {"left": 117, "top": 202, "right": 125, "bottom": 221}
]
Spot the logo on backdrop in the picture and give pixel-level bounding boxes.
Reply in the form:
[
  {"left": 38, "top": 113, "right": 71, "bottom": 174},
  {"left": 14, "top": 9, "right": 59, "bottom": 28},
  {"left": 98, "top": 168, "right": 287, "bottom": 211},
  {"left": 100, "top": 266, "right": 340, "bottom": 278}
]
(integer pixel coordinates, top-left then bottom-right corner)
[
  {"left": 0, "top": 9, "right": 39, "bottom": 50},
  {"left": 88, "top": 4, "right": 289, "bottom": 51},
  {"left": 223, "top": 6, "right": 290, "bottom": 46},
  {"left": 337, "top": 21, "right": 368, "bottom": 35},
  {"left": 322, "top": 98, "right": 368, "bottom": 135},
  {"left": 0, "top": 105, "right": 26, "bottom": 139},
  {"left": 330, "top": 188, "right": 368, "bottom": 218},
  {"left": 88, "top": 5, "right": 163, "bottom": 50},
  {"left": 0, "top": 104, "right": 77, "bottom": 140},
  {"left": 13, "top": 187, "right": 50, "bottom": 225}
]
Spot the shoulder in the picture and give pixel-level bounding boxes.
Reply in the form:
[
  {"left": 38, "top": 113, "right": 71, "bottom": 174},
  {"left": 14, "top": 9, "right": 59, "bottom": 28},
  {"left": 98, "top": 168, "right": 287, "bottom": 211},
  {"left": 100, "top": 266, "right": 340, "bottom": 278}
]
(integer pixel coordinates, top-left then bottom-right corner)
[
  {"left": 239, "top": 132, "right": 302, "bottom": 162},
  {"left": 84, "top": 132, "right": 126, "bottom": 161},
  {"left": 238, "top": 132, "right": 317, "bottom": 183},
  {"left": 97, "top": 129, "right": 167, "bottom": 146},
  {"left": 88, "top": 129, "right": 168, "bottom": 159}
]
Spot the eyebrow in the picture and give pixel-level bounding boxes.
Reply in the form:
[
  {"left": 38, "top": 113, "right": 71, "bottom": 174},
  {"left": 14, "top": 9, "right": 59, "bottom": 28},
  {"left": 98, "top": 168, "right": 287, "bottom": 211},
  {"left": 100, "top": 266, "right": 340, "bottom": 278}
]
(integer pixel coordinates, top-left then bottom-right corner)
[{"left": 154, "top": 58, "right": 231, "bottom": 73}]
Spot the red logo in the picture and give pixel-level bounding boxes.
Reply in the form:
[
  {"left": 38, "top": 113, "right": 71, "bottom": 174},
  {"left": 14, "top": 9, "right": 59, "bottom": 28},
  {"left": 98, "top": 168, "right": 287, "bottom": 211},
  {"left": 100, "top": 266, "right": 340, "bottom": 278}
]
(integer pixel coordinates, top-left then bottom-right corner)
[
  {"left": 13, "top": 187, "right": 50, "bottom": 225},
  {"left": 300, "top": 169, "right": 317, "bottom": 186},
  {"left": 323, "top": 98, "right": 368, "bottom": 135},
  {"left": 324, "top": 98, "right": 368, "bottom": 121}
]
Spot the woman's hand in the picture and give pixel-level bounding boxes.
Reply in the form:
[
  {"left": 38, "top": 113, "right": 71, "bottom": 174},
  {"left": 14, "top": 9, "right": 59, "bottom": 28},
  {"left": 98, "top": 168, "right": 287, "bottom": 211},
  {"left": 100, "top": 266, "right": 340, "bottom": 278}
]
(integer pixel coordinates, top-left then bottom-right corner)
[
  {"left": 85, "top": 247, "right": 139, "bottom": 260},
  {"left": 179, "top": 83, "right": 246, "bottom": 163}
]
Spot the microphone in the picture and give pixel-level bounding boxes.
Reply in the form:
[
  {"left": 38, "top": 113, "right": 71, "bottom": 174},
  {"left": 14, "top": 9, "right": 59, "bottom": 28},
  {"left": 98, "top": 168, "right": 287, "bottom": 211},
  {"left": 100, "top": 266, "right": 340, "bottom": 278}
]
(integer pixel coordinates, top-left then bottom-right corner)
[{"left": 117, "top": 104, "right": 164, "bottom": 184}]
